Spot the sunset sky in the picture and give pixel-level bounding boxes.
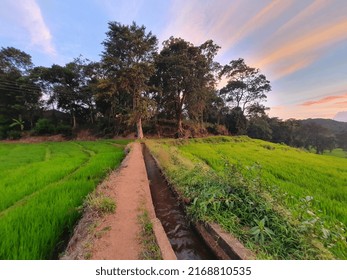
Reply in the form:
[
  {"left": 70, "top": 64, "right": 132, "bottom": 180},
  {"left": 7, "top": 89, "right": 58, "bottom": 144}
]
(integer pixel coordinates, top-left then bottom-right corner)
[{"left": 1, "top": 0, "right": 346, "bottom": 120}]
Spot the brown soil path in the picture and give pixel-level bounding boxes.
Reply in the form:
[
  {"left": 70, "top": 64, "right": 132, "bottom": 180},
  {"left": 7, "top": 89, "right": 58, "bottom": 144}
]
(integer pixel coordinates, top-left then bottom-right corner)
[
  {"left": 91, "top": 142, "right": 149, "bottom": 259},
  {"left": 62, "top": 142, "right": 175, "bottom": 260}
]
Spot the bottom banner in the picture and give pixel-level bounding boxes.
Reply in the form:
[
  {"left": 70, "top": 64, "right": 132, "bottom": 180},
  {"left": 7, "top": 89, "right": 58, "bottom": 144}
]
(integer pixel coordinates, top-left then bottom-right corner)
[{"left": 0, "top": 260, "right": 346, "bottom": 280}]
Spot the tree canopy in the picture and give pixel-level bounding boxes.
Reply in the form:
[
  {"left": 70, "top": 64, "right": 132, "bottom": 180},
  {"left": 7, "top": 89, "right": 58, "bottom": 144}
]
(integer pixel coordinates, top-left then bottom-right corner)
[
  {"left": 219, "top": 58, "right": 271, "bottom": 115},
  {"left": 100, "top": 21, "right": 158, "bottom": 139},
  {"left": 1, "top": 21, "right": 344, "bottom": 155}
]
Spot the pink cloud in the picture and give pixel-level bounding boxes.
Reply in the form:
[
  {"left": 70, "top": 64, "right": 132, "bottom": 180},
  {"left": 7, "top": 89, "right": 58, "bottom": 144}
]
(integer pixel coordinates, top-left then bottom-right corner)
[{"left": 301, "top": 93, "right": 347, "bottom": 106}]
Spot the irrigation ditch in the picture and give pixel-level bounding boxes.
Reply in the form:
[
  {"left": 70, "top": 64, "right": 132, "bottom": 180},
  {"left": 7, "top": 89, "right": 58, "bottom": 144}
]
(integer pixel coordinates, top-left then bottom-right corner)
[{"left": 142, "top": 143, "right": 254, "bottom": 260}]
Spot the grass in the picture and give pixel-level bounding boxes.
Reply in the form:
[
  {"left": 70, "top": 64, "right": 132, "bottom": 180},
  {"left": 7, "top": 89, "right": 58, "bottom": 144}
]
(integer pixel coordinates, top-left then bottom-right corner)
[
  {"left": 145, "top": 136, "right": 347, "bottom": 259},
  {"left": 0, "top": 139, "right": 130, "bottom": 259},
  {"left": 83, "top": 192, "right": 116, "bottom": 215},
  {"left": 137, "top": 208, "right": 162, "bottom": 260},
  {"left": 323, "top": 148, "right": 347, "bottom": 158}
]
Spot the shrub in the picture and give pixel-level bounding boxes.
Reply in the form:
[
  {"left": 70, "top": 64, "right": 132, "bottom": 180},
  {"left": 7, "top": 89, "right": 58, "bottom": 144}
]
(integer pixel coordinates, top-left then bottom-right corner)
[
  {"left": 0, "top": 125, "right": 8, "bottom": 139},
  {"left": 206, "top": 123, "right": 229, "bottom": 135},
  {"left": 55, "top": 124, "right": 72, "bottom": 136},
  {"left": 7, "top": 130, "right": 21, "bottom": 140},
  {"left": 33, "top": 118, "right": 55, "bottom": 135}
]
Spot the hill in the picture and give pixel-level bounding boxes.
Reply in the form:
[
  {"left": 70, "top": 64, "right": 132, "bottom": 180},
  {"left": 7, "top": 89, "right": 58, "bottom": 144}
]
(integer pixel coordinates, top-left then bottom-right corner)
[
  {"left": 301, "top": 118, "right": 347, "bottom": 134},
  {"left": 146, "top": 136, "right": 347, "bottom": 259}
]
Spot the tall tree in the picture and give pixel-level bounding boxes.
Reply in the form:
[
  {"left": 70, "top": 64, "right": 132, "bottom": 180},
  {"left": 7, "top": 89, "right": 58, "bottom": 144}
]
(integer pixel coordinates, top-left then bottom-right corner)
[
  {"left": 100, "top": 21, "right": 158, "bottom": 139},
  {"left": 336, "top": 131, "right": 347, "bottom": 151},
  {"left": 0, "top": 47, "right": 41, "bottom": 131},
  {"left": 154, "top": 37, "right": 220, "bottom": 137},
  {"left": 32, "top": 58, "right": 99, "bottom": 129},
  {"left": 219, "top": 58, "right": 271, "bottom": 115}
]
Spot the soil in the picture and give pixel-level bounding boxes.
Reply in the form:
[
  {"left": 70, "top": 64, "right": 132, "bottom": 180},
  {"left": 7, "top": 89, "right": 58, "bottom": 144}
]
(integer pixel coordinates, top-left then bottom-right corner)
[{"left": 62, "top": 142, "right": 174, "bottom": 260}]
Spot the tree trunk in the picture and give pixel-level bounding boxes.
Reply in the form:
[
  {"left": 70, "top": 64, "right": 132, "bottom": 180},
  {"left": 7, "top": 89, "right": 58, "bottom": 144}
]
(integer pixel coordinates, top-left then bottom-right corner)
[
  {"left": 136, "top": 117, "right": 144, "bottom": 139},
  {"left": 175, "top": 92, "right": 185, "bottom": 138},
  {"left": 176, "top": 112, "right": 184, "bottom": 138},
  {"left": 72, "top": 111, "right": 77, "bottom": 130}
]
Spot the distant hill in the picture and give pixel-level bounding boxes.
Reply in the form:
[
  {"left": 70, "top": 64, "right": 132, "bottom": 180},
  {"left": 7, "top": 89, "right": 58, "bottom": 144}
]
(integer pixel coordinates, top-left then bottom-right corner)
[{"left": 301, "top": 118, "right": 347, "bottom": 134}]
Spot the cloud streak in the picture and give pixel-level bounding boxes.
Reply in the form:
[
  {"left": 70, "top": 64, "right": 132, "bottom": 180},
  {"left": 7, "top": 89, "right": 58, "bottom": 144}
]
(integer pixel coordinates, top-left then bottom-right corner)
[
  {"left": 22, "top": 0, "right": 56, "bottom": 55},
  {"left": 2, "top": 0, "right": 56, "bottom": 56},
  {"left": 274, "top": 0, "right": 329, "bottom": 35},
  {"left": 222, "top": 0, "right": 293, "bottom": 50},
  {"left": 257, "top": 17, "right": 347, "bottom": 78},
  {"left": 301, "top": 93, "right": 347, "bottom": 106}
]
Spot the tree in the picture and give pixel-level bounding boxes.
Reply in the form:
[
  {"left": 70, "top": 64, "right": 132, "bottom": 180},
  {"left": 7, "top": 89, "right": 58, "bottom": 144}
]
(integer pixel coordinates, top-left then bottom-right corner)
[
  {"left": 0, "top": 47, "right": 41, "bottom": 131},
  {"left": 0, "top": 47, "right": 33, "bottom": 76},
  {"left": 219, "top": 58, "right": 271, "bottom": 115},
  {"left": 154, "top": 37, "right": 220, "bottom": 137},
  {"left": 100, "top": 21, "right": 158, "bottom": 139},
  {"left": 296, "top": 123, "right": 335, "bottom": 154},
  {"left": 32, "top": 57, "right": 99, "bottom": 130},
  {"left": 225, "top": 107, "right": 247, "bottom": 135},
  {"left": 336, "top": 131, "right": 347, "bottom": 151}
]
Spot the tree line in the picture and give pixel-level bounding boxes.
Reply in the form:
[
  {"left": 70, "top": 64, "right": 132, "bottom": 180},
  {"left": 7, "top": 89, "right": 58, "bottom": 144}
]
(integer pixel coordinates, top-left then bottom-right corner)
[{"left": 0, "top": 21, "right": 345, "bottom": 153}]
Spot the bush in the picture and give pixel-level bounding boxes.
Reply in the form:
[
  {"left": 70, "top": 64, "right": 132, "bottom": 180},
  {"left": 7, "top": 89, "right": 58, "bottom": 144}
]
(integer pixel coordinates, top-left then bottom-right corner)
[
  {"left": 55, "top": 123, "right": 72, "bottom": 136},
  {"left": 206, "top": 123, "right": 229, "bottom": 135},
  {"left": 7, "top": 130, "right": 21, "bottom": 140},
  {"left": 33, "top": 118, "right": 55, "bottom": 135},
  {"left": 0, "top": 125, "right": 8, "bottom": 139}
]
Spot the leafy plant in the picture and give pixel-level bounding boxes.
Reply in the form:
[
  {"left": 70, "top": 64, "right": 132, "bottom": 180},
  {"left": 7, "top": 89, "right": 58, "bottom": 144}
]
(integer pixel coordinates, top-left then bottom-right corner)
[
  {"left": 249, "top": 217, "right": 274, "bottom": 244},
  {"left": 33, "top": 118, "right": 55, "bottom": 135},
  {"left": 7, "top": 130, "right": 21, "bottom": 140},
  {"left": 145, "top": 137, "right": 347, "bottom": 259},
  {"left": 9, "top": 116, "right": 24, "bottom": 131}
]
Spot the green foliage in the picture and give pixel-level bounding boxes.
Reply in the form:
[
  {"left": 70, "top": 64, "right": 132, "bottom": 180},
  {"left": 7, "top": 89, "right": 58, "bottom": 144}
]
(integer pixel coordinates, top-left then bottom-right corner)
[
  {"left": 101, "top": 21, "right": 158, "bottom": 139},
  {"left": 146, "top": 136, "right": 347, "bottom": 259},
  {"left": 324, "top": 148, "right": 347, "bottom": 158},
  {"left": 0, "top": 140, "right": 126, "bottom": 259},
  {"left": 55, "top": 123, "right": 72, "bottom": 136},
  {"left": 154, "top": 37, "right": 220, "bottom": 137},
  {"left": 138, "top": 209, "right": 162, "bottom": 260},
  {"left": 219, "top": 58, "right": 271, "bottom": 115},
  {"left": 33, "top": 118, "right": 55, "bottom": 135},
  {"left": 7, "top": 130, "right": 21, "bottom": 140},
  {"left": 249, "top": 217, "right": 274, "bottom": 244},
  {"left": 0, "top": 125, "right": 8, "bottom": 139},
  {"left": 9, "top": 117, "right": 25, "bottom": 131}
]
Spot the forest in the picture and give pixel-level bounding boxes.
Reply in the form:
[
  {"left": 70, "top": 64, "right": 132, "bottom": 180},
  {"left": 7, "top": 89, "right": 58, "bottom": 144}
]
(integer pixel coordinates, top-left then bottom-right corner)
[{"left": 0, "top": 21, "right": 346, "bottom": 154}]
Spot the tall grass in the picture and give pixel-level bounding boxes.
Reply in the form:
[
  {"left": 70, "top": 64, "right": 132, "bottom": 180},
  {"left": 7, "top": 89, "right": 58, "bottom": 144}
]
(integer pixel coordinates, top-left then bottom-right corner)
[
  {"left": 0, "top": 140, "right": 129, "bottom": 259},
  {"left": 145, "top": 136, "right": 347, "bottom": 259}
]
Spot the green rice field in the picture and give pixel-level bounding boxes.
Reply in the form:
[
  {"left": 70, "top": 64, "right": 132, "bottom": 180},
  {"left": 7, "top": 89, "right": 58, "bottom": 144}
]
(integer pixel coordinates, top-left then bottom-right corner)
[
  {"left": 0, "top": 140, "right": 129, "bottom": 259},
  {"left": 146, "top": 136, "right": 347, "bottom": 259}
]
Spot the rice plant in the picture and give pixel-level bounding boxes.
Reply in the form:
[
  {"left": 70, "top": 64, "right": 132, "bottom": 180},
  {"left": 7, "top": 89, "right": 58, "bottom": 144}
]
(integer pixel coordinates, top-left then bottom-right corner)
[{"left": 0, "top": 140, "right": 129, "bottom": 259}]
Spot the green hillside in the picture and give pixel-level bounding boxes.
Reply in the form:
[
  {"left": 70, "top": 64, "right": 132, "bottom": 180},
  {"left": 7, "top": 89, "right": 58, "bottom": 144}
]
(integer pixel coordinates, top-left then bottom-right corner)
[{"left": 146, "top": 136, "right": 347, "bottom": 259}]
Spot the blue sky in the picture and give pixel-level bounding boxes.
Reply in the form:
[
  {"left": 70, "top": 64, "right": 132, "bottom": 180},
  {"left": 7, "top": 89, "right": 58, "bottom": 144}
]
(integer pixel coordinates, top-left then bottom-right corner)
[{"left": 1, "top": 0, "right": 347, "bottom": 120}]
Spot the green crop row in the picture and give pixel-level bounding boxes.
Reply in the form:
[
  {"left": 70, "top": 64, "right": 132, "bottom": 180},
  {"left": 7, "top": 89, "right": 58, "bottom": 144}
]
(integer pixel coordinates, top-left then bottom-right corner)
[
  {"left": 145, "top": 136, "right": 347, "bottom": 259},
  {"left": 0, "top": 140, "right": 130, "bottom": 259}
]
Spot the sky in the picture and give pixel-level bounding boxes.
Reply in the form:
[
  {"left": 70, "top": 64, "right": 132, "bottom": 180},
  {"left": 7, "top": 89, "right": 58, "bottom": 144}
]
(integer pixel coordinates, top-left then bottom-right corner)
[{"left": 1, "top": 0, "right": 347, "bottom": 121}]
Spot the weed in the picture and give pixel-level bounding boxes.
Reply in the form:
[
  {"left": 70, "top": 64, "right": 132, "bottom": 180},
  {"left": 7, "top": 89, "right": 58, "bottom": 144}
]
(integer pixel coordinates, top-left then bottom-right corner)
[
  {"left": 249, "top": 217, "right": 274, "bottom": 244},
  {"left": 84, "top": 193, "right": 116, "bottom": 215},
  {"left": 145, "top": 136, "right": 347, "bottom": 259},
  {"left": 137, "top": 209, "right": 161, "bottom": 260}
]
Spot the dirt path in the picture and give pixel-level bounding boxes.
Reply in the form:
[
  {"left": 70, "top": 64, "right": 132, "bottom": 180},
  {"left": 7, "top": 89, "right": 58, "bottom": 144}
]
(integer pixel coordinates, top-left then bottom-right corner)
[
  {"left": 62, "top": 142, "right": 175, "bottom": 260},
  {"left": 91, "top": 142, "right": 149, "bottom": 259}
]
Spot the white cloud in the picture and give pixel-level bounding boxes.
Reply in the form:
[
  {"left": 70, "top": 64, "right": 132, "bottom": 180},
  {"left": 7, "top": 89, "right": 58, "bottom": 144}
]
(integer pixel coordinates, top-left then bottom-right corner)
[{"left": 1, "top": 0, "right": 56, "bottom": 56}]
